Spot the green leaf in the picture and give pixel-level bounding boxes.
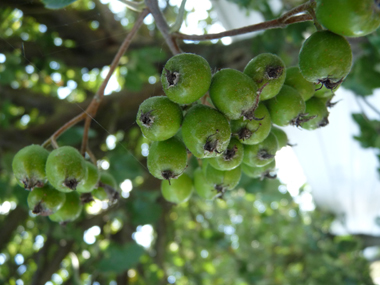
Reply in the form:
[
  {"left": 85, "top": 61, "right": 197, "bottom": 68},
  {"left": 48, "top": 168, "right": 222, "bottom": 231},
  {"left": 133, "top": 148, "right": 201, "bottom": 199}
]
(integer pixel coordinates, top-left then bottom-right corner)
[
  {"left": 96, "top": 242, "right": 144, "bottom": 273},
  {"left": 42, "top": 0, "right": 77, "bottom": 9}
]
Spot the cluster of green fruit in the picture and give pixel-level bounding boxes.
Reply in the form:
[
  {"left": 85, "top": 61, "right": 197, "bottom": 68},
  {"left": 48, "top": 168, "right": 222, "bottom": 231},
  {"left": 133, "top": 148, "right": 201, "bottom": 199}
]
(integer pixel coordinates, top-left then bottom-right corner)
[
  {"left": 135, "top": 23, "right": 359, "bottom": 203},
  {"left": 12, "top": 145, "right": 118, "bottom": 224}
]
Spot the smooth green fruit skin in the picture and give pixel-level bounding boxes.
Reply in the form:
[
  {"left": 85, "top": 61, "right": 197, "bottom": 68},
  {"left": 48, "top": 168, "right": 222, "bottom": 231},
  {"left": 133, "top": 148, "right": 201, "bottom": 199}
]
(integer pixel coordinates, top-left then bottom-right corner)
[
  {"left": 92, "top": 172, "right": 117, "bottom": 201},
  {"left": 147, "top": 137, "right": 187, "bottom": 180},
  {"left": 12, "top": 145, "right": 50, "bottom": 190},
  {"left": 265, "top": 85, "right": 305, "bottom": 127},
  {"left": 301, "top": 97, "right": 330, "bottom": 130},
  {"left": 46, "top": 146, "right": 87, "bottom": 193},
  {"left": 206, "top": 164, "right": 242, "bottom": 191},
  {"left": 299, "top": 31, "right": 352, "bottom": 84},
  {"left": 193, "top": 167, "right": 215, "bottom": 199},
  {"left": 136, "top": 96, "right": 183, "bottom": 141},
  {"left": 208, "top": 137, "right": 244, "bottom": 171},
  {"left": 271, "top": 126, "right": 288, "bottom": 149},
  {"left": 49, "top": 192, "right": 82, "bottom": 223},
  {"left": 243, "top": 132, "right": 278, "bottom": 167},
  {"left": 161, "top": 53, "right": 212, "bottom": 105},
  {"left": 77, "top": 162, "right": 100, "bottom": 193},
  {"left": 161, "top": 173, "right": 193, "bottom": 204},
  {"left": 316, "top": 0, "right": 380, "bottom": 37},
  {"left": 244, "top": 53, "right": 286, "bottom": 101},
  {"left": 182, "top": 105, "right": 231, "bottom": 158},
  {"left": 242, "top": 160, "right": 276, "bottom": 179},
  {"left": 209, "top": 68, "right": 258, "bottom": 120},
  {"left": 27, "top": 184, "right": 66, "bottom": 215},
  {"left": 284, "top": 66, "right": 315, "bottom": 101},
  {"left": 230, "top": 103, "right": 272, "bottom": 145}
]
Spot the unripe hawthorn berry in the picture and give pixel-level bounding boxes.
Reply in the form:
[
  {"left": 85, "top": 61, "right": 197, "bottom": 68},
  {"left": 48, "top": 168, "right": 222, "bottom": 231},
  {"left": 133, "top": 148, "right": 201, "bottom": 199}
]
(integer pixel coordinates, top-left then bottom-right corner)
[
  {"left": 242, "top": 160, "right": 276, "bottom": 179},
  {"left": 243, "top": 132, "right": 278, "bottom": 167},
  {"left": 299, "top": 30, "right": 352, "bottom": 90},
  {"left": 45, "top": 146, "right": 87, "bottom": 193},
  {"left": 316, "top": 0, "right": 380, "bottom": 37},
  {"left": 244, "top": 53, "right": 286, "bottom": 101},
  {"left": 49, "top": 191, "right": 83, "bottom": 224},
  {"left": 136, "top": 96, "right": 183, "bottom": 141},
  {"left": 12, "top": 144, "right": 50, "bottom": 190},
  {"left": 27, "top": 184, "right": 66, "bottom": 216},
  {"left": 300, "top": 97, "right": 330, "bottom": 130},
  {"left": 161, "top": 53, "right": 212, "bottom": 105},
  {"left": 161, "top": 173, "right": 193, "bottom": 204},
  {"left": 230, "top": 103, "right": 272, "bottom": 145},
  {"left": 205, "top": 164, "right": 242, "bottom": 199},
  {"left": 265, "top": 85, "right": 306, "bottom": 127},
  {"left": 77, "top": 161, "right": 100, "bottom": 193},
  {"left": 270, "top": 126, "right": 289, "bottom": 150},
  {"left": 181, "top": 104, "right": 231, "bottom": 159},
  {"left": 209, "top": 68, "right": 259, "bottom": 120},
  {"left": 147, "top": 137, "right": 188, "bottom": 182}
]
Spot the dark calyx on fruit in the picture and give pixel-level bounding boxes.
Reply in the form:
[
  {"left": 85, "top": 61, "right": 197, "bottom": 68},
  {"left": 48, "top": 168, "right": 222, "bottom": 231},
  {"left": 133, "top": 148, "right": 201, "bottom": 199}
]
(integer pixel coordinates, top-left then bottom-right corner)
[
  {"left": 161, "top": 170, "right": 182, "bottom": 185},
  {"left": 290, "top": 113, "right": 316, "bottom": 127},
  {"left": 165, "top": 68, "right": 180, "bottom": 87},
  {"left": 316, "top": 77, "right": 343, "bottom": 91},
  {"left": 204, "top": 130, "right": 221, "bottom": 154},
  {"left": 214, "top": 184, "right": 226, "bottom": 199},
  {"left": 98, "top": 181, "right": 120, "bottom": 203},
  {"left": 242, "top": 108, "right": 264, "bottom": 121},
  {"left": 319, "top": 117, "right": 329, "bottom": 127},
  {"left": 223, "top": 145, "right": 238, "bottom": 161},
  {"left": 22, "top": 177, "right": 44, "bottom": 191},
  {"left": 266, "top": 66, "right": 284, "bottom": 80},
  {"left": 257, "top": 149, "right": 275, "bottom": 160},
  {"left": 80, "top": 193, "right": 94, "bottom": 204},
  {"left": 139, "top": 110, "right": 155, "bottom": 127},
  {"left": 237, "top": 125, "right": 259, "bottom": 141},
  {"left": 63, "top": 178, "right": 79, "bottom": 190},
  {"left": 32, "top": 202, "right": 53, "bottom": 216},
  {"left": 263, "top": 171, "right": 277, "bottom": 179}
]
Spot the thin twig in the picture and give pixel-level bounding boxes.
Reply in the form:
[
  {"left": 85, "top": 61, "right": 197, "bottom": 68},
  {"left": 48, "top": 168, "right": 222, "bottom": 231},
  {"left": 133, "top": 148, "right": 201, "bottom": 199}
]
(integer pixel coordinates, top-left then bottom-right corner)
[
  {"left": 42, "top": 9, "right": 150, "bottom": 149},
  {"left": 145, "top": 0, "right": 182, "bottom": 55},
  {"left": 361, "top": 96, "right": 380, "bottom": 118},
  {"left": 81, "top": 116, "right": 92, "bottom": 156},
  {"left": 173, "top": 4, "right": 313, "bottom": 41}
]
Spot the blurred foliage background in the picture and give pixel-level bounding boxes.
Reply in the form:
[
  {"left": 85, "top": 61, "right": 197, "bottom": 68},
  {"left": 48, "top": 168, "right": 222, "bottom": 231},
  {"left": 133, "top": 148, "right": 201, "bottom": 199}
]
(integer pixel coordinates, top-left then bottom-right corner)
[{"left": 0, "top": 0, "right": 380, "bottom": 284}]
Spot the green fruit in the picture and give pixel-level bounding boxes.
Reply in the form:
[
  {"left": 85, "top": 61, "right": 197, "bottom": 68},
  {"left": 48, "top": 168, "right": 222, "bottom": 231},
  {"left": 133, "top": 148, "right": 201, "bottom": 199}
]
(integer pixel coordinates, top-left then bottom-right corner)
[
  {"left": 243, "top": 132, "right": 278, "bottom": 167},
  {"left": 12, "top": 144, "right": 50, "bottom": 190},
  {"left": 284, "top": 66, "right": 315, "bottom": 101},
  {"left": 209, "top": 68, "right": 259, "bottom": 120},
  {"left": 92, "top": 172, "right": 118, "bottom": 201},
  {"left": 300, "top": 97, "right": 330, "bottom": 130},
  {"left": 316, "top": 0, "right": 380, "bottom": 37},
  {"left": 147, "top": 137, "right": 188, "bottom": 181},
  {"left": 77, "top": 161, "right": 100, "bottom": 193},
  {"left": 230, "top": 103, "right": 272, "bottom": 145},
  {"left": 49, "top": 192, "right": 82, "bottom": 223},
  {"left": 182, "top": 104, "right": 231, "bottom": 158},
  {"left": 242, "top": 160, "right": 276, "bottom": 179},
  {"left": 265, "top": 85, "right": 306, "bottom": 127},
  {"left": 161, "top": 173, "right": 193, "bottom": 203},
  {"left": 299, "top": 31, "right": 352, "bottom": 90},
  {"left": 27, "top": 184, "right": 66, "bottom": 216},
  {"left": 244, "top": 53, "right": 286, "bottom": 101},
  {"left": 46, "top": 146, "right": 87, "bottom": 193},
  {"left": 161, "top": 53, "right": 212, "bottom": 105},
  {"left": 136, "top": 96, "right": 183, "bottom": 141},
  {"left": 270, "top": 126, "right": 288, "bottom": 149},
  {"left": 207, "top": 137, "right": 244, "bottom": 171},
  {"left": 205, "top": 164, "right": 242, "bottom": 196},
  {"left": 193, "top": 167, "right": 216, "bottom": 200}
]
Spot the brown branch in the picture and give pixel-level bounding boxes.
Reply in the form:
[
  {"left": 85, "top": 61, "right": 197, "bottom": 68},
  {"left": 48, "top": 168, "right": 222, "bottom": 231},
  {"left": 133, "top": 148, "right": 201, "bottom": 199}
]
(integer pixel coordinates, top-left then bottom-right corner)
[
  {"left": 42, "top": 9, "right": 149, "bottom": 150},
  {"left": 173, "top": 3, "right": 313, "bottom": 41},
  {"left": 145, "top": 0, "right": 182, "bottom": 55}
]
